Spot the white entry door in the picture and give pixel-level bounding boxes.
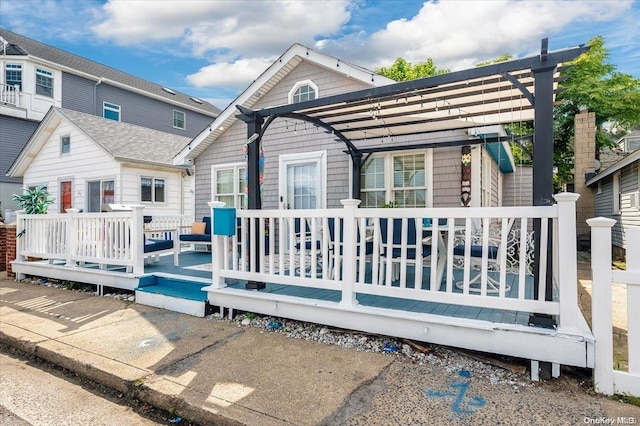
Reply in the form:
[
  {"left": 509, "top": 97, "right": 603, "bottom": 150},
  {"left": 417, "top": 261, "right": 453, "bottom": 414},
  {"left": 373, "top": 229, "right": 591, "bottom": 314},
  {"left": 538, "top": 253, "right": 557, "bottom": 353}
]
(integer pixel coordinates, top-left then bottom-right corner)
[
  {"left": 279, "top": 151, "right": 326, "bottom": 210},
  {"left": 279, "top": 151, "right": 326, "bottom": 250}
]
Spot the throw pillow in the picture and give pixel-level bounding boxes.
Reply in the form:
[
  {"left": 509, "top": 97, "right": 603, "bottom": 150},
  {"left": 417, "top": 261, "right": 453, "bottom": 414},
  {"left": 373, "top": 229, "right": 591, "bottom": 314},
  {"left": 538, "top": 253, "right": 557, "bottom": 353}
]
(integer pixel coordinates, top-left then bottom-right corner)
[{"left": 191, "top": 222, "right": 206, "bottom": 235}]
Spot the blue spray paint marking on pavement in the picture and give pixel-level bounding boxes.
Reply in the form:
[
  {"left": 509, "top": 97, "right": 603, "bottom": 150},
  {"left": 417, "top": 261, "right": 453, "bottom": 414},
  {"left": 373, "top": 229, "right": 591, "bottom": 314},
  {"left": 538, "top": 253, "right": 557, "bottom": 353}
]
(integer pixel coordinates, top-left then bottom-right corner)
[{"left": 425, "top": 370, "right": 486, "bottom": 414}]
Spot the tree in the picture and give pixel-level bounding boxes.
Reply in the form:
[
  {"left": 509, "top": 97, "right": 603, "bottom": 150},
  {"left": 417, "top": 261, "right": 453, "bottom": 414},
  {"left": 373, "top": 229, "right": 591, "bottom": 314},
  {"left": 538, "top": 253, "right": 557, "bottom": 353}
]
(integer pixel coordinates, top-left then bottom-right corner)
[
  {"left": 376, "top": 58, "right": 449, "bottom": 81},
  {"left": 553, "top": 36, "right": 640, "bottom": 185}
]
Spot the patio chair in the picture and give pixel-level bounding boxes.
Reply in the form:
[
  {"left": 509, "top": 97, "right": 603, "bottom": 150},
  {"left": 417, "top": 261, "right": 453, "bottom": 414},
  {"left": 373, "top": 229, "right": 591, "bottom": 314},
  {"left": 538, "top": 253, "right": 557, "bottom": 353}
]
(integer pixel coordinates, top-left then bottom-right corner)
[
  {"left": 453, "top": 220, "right": 513, "bottom": 294},
  {"left": 325, "top": 217, "right": 376, "bottom": 281},
  {"left": 179, "top": 217, "right": 212, "bottom": 252},
  {"left": 378, "top": 218, "right": 444, "bottom": 287}
]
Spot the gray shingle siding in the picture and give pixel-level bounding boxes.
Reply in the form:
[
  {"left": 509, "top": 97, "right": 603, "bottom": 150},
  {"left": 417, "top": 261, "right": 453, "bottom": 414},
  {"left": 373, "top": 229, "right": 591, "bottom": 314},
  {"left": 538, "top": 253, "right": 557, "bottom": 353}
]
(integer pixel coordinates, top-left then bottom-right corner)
[
  {"left": 0, "top": 116, "right": 39, "bottom": 183},
  {"left": 61, "top": 72, "right": 97, "bottom": 114},
  {"left": 61, "top": 73, "right": 213, "bottom": 139},
  {"left": 193, "top": 60, "right": 374, "bottom": 219},
  {"left": 503, "top": 166, "right": 533, "bottom": 207},
  {"left": 593, "top": 161, "right": 640, "bottom": 249}
]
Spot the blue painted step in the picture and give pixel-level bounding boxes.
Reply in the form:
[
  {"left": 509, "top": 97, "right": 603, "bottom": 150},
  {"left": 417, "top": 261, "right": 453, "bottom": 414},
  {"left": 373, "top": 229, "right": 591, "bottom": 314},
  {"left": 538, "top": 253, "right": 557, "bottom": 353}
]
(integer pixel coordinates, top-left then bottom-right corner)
[{"left": 137, "top": 275, "right": 208, "bottom": 301}]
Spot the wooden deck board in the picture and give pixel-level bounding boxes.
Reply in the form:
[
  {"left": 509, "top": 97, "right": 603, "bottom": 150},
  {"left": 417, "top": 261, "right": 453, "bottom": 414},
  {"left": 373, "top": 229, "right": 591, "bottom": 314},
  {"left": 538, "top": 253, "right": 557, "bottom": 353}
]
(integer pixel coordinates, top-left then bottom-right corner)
[{"left": 28, "top": 251, "right": 540, "bottom": 328}]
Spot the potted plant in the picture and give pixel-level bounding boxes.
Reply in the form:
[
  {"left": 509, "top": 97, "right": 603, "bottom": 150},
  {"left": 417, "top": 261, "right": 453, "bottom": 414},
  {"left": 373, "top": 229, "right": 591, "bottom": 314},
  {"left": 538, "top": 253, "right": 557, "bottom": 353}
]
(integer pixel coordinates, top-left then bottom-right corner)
[
  {"left": 11, "top": 187, "right": 55, "bottom": 247},
  {"left": 12, "top": 186, "right": 54, "bottom": 214}
]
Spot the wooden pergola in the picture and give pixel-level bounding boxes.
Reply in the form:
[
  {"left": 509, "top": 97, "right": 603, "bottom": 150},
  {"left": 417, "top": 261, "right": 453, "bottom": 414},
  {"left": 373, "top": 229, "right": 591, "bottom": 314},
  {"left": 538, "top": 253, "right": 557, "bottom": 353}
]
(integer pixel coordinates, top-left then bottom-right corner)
[{"left": 236, "top": 39, "right": 588, "bottom": 320}]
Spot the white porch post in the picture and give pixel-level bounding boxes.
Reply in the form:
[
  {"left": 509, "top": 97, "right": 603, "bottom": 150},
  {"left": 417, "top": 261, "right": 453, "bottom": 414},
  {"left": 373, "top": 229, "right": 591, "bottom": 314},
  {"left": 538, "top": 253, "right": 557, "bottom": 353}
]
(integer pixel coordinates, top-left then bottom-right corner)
[
  {"left": 553, "top": 193, "right": 581, "bottom": 333},
  {"left": 625, "top": 226, "right": 640, "bottom": 378},
  {"left": 588, "top": 216, "right": 616, "bottom": 395},
  {"left": 208, "top": 201, "right": 226, "bottom": 289},
  {"left": 340, "top": 199, "right": 360, "bottom": 307},
  {"left": 65, "top": 208, "right": 79, "bottom": 267},
  {"left": 131, "top": 205, "right": 144, "bottom": 275}
]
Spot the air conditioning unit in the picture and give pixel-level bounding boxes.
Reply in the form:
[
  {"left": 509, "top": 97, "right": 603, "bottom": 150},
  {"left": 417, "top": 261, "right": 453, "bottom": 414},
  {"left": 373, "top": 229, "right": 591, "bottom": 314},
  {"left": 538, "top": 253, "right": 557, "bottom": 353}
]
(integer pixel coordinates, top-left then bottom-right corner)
[{"left": 630, "top": 191, "right": 640, "bottom": 209}]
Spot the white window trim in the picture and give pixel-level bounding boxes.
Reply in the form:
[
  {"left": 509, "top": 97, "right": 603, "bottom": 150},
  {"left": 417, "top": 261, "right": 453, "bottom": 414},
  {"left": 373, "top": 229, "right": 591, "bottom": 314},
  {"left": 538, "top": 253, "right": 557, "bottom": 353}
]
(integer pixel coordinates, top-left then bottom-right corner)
[
  {"left": 279, "top": 150, "right": 327, "bottom": 209},
  {"left": 35, "top": 67, "right": 54, "bottom": 98},
  {"left": 141, "top": 176, "right": 166, "bottom": 204},
  {"left": 58, "top": 178, "right": 74, "bottom": 213},
  {"left": 60, "top": 135, "right": 70, "bottom": 156},
  {"left": 481, "top": 149, "right": 492, "bottom": 207},
  {"left": 103, "top": 102, "right": 121, "bottom": 121},
  {"left": 613, "top": 171, "right": 621, "bottom": 214},
  {"left": 87, "top": 178, "right": 116, "bottom": 212},
  {"left": 358, "top": 149, "right": 433, "bottom": 208},
  {"left": 288, "top": 79, "right": 318, "bottom": 104},
  {"left": 173, "top": 110, "right": 186, "bottom": 130},
  {"left": 5, "top": 63, "right": 22, "bottom": 89},
  {"left": 211, "top": 162, "right": 246, "bottom": 209},
  {"left": 470, "top": 146, "right": 482, "bottom": 207}
]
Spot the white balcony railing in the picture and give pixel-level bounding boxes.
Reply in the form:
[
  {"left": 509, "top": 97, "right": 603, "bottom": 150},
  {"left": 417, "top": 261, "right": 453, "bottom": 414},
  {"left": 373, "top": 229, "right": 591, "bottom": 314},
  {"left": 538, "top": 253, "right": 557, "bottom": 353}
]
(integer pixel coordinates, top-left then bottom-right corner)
[{"left": 1, "top": 83, "right": 19, "bottom": 107}]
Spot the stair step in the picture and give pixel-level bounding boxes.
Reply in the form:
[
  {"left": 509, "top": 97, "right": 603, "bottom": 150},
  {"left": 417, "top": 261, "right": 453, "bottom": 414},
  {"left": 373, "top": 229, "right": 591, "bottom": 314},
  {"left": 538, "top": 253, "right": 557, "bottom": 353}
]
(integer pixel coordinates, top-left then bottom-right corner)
[{"left": 135, "top": 275, "right": 210, "bottom": 317}]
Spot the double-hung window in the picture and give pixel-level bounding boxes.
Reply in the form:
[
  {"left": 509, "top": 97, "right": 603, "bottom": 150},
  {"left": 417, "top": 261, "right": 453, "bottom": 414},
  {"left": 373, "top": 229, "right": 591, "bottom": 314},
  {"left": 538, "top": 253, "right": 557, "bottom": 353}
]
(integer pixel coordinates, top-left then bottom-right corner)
[
  {"left": 35, "top": 68, "right": 53, "bottom": 97},
  {"left": 173, "top": 110, "right": 185, "bottom": 130},
  {"left": 5, "top": 64, "right": 22, "bottom": 90},
  {"left": 103, "top": 102, "right": 121, "bottom": 121},
  {"left": 141, "top": 177, "right": 165, "bottom": 203},
  {"left": 60, "top": 135, "right": 70, "bottom": 155},
  {"left": 361, "top": 151, "right": 430, "bottom": 207},
  {"left": 212, "top": 164, "right": 246, "bottom": 208}
]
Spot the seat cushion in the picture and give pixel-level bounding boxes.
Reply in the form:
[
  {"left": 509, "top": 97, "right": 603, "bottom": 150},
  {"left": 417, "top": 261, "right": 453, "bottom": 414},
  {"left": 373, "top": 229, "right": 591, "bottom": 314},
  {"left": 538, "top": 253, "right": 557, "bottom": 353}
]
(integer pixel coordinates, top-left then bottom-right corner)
[
  {"left": 453, "top": 245, "right": 498, "bottom": 259},
  {"left": 144, "top": 239, "right": 174, "bottom": 253},
  {"left": 180, "top": 234, "right": 212, "bottom": 243}
]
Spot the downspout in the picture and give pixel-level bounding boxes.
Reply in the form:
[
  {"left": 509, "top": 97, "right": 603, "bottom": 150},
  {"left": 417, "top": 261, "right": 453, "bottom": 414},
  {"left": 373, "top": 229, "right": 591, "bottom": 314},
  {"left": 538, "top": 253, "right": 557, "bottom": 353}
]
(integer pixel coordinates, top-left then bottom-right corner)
[{"left": 94, "top": 77, "right": 103, "bottom": 116}]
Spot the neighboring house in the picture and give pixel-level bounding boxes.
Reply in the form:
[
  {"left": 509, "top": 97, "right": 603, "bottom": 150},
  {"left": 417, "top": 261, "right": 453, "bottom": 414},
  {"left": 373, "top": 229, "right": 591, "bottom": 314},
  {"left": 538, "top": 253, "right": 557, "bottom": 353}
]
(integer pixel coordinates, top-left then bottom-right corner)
[
  {"left": 586, "top": 131, "right": 640, "bottom": 258},
  {"left": 0, "top": 28, "right": 220, "bottom": 217},
  {"left": 174, "top": 44, "right": 519, "bottom": 220},
  {"left": 7, "top": 107, "right": 193, "bottom": 217}
]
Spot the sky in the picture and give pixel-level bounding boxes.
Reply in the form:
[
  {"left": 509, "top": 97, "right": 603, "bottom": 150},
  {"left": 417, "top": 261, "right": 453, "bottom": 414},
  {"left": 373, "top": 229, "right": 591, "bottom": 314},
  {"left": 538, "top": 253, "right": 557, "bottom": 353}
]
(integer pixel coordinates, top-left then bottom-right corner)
[{"left": 1, "top": 0, "right": 638, "bottom": 110}]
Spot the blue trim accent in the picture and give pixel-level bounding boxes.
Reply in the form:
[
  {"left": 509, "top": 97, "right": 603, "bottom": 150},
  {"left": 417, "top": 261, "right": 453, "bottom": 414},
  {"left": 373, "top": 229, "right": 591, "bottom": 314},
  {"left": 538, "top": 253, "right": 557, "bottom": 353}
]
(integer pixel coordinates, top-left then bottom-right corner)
[{"left": 480, "top": 133, "right": 514, "bottom": 173}]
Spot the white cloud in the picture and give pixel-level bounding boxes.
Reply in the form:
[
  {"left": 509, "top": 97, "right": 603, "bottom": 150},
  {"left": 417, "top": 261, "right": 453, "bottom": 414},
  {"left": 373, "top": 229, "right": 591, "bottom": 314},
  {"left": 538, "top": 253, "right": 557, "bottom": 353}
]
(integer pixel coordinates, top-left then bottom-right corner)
[
  {"left": 319, "top": 0, "right": 633, "bottom": 71},
  {"left": 186, "top": 57, "right": 274, "bottom": 89},
  {"left": 92, "top": 0, "right": 351, "bottom": 60}
]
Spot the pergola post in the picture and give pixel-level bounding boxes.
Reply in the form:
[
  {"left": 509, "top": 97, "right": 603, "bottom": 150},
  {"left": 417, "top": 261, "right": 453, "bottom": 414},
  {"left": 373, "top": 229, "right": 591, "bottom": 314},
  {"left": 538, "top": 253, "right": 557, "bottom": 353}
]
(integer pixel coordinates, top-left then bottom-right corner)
[
  {"left": 351, "top": 152, "right": 362, "bottom": 200},
  {"left": 246, "top": 117, "right": 265, "bottom": 290},
  {"left": 530, "top": 43, "right": 557, "bottom": 328}
]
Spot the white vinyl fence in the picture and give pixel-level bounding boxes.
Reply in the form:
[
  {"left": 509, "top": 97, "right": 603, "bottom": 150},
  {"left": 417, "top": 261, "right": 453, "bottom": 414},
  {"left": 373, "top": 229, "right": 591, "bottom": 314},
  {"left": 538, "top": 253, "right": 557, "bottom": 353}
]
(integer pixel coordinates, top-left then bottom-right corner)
[
  {"left": 210, "top": 194, "right": 582, "bottom": 334},
  {"left": 589, "top": 219, "right": 640, "bottom": 396},
  {"left": 16, "top": 206, "right": 145, "bottom": 274}
]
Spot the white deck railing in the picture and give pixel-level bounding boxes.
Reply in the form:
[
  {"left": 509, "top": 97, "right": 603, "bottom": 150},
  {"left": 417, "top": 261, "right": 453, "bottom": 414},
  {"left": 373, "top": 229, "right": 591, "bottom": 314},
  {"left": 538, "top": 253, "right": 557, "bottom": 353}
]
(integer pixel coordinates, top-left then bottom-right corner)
[
  {"left": 16, "top": 206, "right": 145, "bottom": 274},
  {"left": 210, "top": 193, "right": 581, "bottom": 333},
  {"left": 590, "top": 219, "right": 640, "bottom": 396},
  {"left": 1, "top": 83, "right": 19, "bottom": 107}
]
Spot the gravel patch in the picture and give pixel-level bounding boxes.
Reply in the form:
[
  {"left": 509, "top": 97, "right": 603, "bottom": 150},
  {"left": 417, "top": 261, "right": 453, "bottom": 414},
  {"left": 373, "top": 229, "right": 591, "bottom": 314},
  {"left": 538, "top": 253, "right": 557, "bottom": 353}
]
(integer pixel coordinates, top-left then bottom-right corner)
[{"left": 205, "top": 311, "right": 533, "bottom": 389}]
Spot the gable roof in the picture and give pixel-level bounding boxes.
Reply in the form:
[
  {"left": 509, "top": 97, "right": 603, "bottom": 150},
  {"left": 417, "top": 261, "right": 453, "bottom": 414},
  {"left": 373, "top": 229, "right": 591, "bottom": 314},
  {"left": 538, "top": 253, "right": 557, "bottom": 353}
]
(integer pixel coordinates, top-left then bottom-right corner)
[
  {"left": 586, "top": 147, "right": 640, "bottom": 187},
  {"left": 0, "top": 28, "right": 220, "bottom": 117},
  {"left": 8, "top": 107, "right": 192, "bottom": 177},
  {"left": 173, "top": 43, "right": 395, "bottom": 164}
]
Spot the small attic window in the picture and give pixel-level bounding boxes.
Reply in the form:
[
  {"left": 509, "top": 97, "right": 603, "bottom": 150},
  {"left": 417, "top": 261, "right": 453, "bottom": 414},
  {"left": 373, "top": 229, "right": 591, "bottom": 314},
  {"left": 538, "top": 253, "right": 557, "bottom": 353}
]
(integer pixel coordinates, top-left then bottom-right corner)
[
  {"left": 190, "top": 97, "right": 203, "bottom": 104},
  {"left": 288, "top": 80, "right": 318, "bottom": 104},
  {"left": 161, "top": 87, "right": 176, "bottom": 95}
]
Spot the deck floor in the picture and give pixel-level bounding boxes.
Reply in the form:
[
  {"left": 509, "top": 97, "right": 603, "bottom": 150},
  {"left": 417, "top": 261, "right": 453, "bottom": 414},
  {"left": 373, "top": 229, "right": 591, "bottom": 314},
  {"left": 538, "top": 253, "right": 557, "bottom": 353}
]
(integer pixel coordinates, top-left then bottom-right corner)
[{"left": 45, "top": 251, "right": 542, "bottom": 327}]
